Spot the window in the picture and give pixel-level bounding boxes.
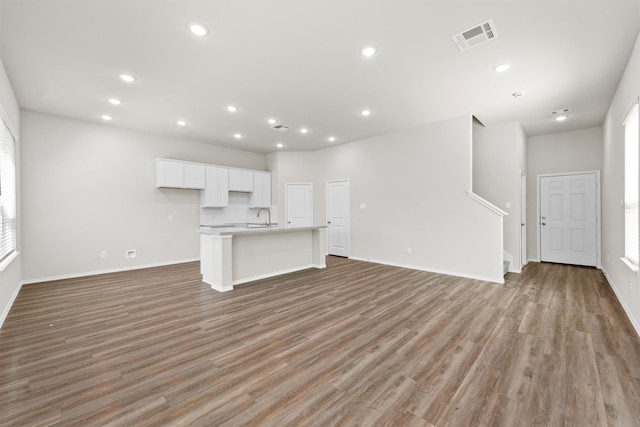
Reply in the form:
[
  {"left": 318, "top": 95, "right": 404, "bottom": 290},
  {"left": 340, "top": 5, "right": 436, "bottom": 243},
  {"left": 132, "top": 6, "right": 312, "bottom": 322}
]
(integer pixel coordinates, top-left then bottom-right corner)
[
  {"left": 624, "top": 99, "right": 640, "bottom": 270},
  {"left": 0, "top": 114, "right": 16, "bottom": 265}
]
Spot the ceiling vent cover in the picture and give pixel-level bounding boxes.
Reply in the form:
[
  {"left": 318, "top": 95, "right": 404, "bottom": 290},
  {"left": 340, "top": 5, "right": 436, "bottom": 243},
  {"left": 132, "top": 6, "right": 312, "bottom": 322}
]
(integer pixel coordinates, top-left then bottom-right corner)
[
  {"left": 451, "top": 19, "right": 498, "bottom": 52},
  {"left": 549, "top": 107, "right": 572, "bottom": 116},
  {"left": 271, "top": 124, "right": 290, "bottom": 132}
]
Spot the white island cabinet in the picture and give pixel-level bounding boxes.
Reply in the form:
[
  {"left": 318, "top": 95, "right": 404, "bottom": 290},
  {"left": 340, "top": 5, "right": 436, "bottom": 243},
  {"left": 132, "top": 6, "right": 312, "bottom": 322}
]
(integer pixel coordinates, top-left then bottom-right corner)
[{"left": 199, "top": 226, "right": 327, "bottom": 292}]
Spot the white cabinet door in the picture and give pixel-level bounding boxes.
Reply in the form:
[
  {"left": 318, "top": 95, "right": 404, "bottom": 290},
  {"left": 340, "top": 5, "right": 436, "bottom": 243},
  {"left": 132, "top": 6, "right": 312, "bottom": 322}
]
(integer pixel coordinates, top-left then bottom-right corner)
[
  {"left": 201, "top": 166, "right": 229, "bottom": 207},
  {"left": 184, "top": 163, "right": 206, "bottom": 189},
  {"left": 156, "top": 159, "right": 184, "bottom": 188},
  {"left": 249, "top": 172, "right": 271, "bottom": 208},
  {"left": 156, "top": 159, "right": 205, "bottom": 189},
  {"left": 229, "top": 169, "right": 254, "bottom": 192}
]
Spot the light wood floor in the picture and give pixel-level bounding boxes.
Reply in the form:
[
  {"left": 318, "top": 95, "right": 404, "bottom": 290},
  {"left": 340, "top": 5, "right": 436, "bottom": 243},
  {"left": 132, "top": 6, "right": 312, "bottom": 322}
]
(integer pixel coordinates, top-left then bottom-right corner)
[{"left": 1, "top": 257, "right": 640, "bottom": 426}]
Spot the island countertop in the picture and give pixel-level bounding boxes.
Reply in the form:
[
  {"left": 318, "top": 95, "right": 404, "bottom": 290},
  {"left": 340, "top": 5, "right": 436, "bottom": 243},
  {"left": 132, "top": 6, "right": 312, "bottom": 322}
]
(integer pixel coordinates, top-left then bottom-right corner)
[{"left": 198, "top": 225, "right": 327, "bottom": 237}]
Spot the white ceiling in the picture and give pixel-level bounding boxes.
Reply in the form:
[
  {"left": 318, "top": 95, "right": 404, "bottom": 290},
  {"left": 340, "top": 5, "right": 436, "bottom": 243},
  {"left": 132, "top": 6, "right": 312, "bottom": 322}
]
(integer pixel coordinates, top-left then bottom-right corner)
[{"left": 1, "top": 0, "right": 639, "bottom": 154}]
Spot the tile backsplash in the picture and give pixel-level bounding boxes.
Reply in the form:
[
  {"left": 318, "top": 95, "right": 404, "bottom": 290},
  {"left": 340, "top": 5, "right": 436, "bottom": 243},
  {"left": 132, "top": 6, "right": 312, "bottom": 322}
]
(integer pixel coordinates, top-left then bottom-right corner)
[{"left": 200, "top": 192, "right": 277, "bottom": 225}]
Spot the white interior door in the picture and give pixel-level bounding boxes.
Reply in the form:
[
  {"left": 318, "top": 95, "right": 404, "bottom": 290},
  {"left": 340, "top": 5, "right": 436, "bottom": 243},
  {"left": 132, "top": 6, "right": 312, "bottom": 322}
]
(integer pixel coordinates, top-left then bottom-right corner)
[
  {"left": 540, "top": 173, "right": 597, "bottom": 266},
  {"left": 520, "top": 174, "right": 527, "bottom": 268},
  {"left": 285, "top": 183, "right": 312, "bottom": 228},
  {"left": 326, "top": 179, "right": 349, "bottom": 257}
]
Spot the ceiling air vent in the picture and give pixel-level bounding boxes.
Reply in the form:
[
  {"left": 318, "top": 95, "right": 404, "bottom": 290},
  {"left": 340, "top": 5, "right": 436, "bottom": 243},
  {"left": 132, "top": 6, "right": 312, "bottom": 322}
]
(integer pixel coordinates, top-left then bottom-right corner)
[
  {"left": 451, "top": 19, "right": 498, "bottom": 52},
  {"left": 271, "top": 124, "right": 291, "bottom": 132},
  {"left": 549, "top": 107, "right": 572, "bottom": 116}
]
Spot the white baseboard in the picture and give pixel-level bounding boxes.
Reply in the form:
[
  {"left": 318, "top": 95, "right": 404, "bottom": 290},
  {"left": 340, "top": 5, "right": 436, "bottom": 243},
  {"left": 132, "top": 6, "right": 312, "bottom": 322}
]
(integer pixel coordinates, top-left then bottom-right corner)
[
  {"left": 21, "top": 258, "right": 200, "bottom": 285},
  {"left": 601, "top": 267, "right": 640, "bottom": 338},
  {"left": 0, "top": 280, "right": 23, "bottom": 329},
  {"left": 528, "top": 257, "right": 540, "bottom": 263},
  {"left": 348, "top": 256, "right": 504, "bottom": 284}
]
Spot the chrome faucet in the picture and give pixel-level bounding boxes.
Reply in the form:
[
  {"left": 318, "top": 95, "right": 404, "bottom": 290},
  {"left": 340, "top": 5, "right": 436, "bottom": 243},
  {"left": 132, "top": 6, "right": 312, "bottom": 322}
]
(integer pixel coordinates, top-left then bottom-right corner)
[{"left": 257, "top": 208, "right": 271, "bottom": 228}]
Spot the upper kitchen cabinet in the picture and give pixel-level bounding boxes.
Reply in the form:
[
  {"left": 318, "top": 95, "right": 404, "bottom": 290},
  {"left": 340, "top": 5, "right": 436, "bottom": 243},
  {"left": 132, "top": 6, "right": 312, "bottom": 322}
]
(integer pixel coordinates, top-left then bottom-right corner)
[
  {"left": 156, "top": 158, "right": 205, "bottom": 189},
  {"left": 249, "top": 171, "right": 272, "bottom": 208},
  {"left": 201, "top": 166, "right": 229, "bottom": 207},
  {"left": 229, "top": 169, "right": 254, "bottom": 192}
]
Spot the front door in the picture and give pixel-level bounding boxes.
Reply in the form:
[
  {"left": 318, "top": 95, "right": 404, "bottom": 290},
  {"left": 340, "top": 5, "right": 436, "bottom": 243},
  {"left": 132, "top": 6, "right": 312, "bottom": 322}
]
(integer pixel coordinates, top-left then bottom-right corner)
[
  {"left": 326, "top": 179, "right": 349, "bottom": 257},
  {"left": 540, "top": 173, "right": 597, "bottom": 266},
  {"left": 285, "top": 183, "right": 312, "bottom": 228}
]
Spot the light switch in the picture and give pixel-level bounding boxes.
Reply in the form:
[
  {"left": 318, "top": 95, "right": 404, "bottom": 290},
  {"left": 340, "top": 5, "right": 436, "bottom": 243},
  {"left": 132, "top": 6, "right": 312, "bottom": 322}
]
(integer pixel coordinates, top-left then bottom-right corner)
[{"left": 505, "top": 201, "right": 511, "bottom": 209}]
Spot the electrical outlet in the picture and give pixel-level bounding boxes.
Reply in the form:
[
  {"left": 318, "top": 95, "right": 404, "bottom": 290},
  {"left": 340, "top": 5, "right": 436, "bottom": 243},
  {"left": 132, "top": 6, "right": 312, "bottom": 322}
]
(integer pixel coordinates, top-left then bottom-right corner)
[
  {"left": 630, "top": 281, "right": 634, "bottom": 291},
  {"left": 505, "top": 201, "right": 511, "bottom": 209},
  {"left": 100, "top": 251, "right": 107, "bottom": 258},
  {"left": 406, "top": 247, "right": 412, "bottom": 254},
  {"left": 168, "top": 214, "right": 173, "bottom": 221},
  {"left": 125, "top": 249, "right": 137, "bottom": 259}
]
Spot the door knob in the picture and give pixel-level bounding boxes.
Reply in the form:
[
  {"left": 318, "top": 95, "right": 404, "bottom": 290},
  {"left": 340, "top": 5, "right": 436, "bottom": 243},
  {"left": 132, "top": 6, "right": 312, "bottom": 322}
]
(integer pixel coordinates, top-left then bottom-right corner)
[
  {"left": 287, "top": 221, "right": 291, "bottom": 224},
  {"left": 541, "top": 222, "right": 546, "bottom": 226},
  {"left": 327, "top": 221, "right": 332, "bottom": 224},
  {"left": 541, "top": 216, "right": 546, "bottom": 219}
]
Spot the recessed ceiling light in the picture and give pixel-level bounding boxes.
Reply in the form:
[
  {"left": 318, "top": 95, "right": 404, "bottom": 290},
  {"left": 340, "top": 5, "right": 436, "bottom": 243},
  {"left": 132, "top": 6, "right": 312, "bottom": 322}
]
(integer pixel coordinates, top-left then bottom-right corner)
[
  {"left": 234, "top": 133, "right": 242, "bottom": 139},
  {"left": 512, "top": 91, "right": 527, "bottom": 98},
  {"left": 268, "top": 118, "right": 277, "bottom": 125},
  {"left": 361, "top": 109, "right": 371, "bottom": 117},
  {"left": 227, "top": 105, "right": 238, "bottom": 113},
  {"left": 493, "top": 63, "right": 511, "bottom": 73},
  {"left": 119, "top": 73, "right": 136, "bottom": 83},
  {"left": 361, "top": 46, "right": 376, "bottom": 57},
  {"left": 328, "top": 136, "right": 336, "bottom": 142},
  {"left": 555, "top": 115, "right": 568, "bottom": 122},
  {"left": 300, "top": 128, "right": 308, "bottom": 134},
  {"left": 276, "top": 142, "right": 284, "bottom": 148},
  {"left": 101, "top": 114, "right": 112, "bottom": 121},
  {"left": 188, "top": 23, "right": 209, "bottom": 37},
  {"left": 177, "top": 120, "right": 188, "bottom": 127},
  {"left": 108, "top": 98, "right": 122, "bottom": 105}
]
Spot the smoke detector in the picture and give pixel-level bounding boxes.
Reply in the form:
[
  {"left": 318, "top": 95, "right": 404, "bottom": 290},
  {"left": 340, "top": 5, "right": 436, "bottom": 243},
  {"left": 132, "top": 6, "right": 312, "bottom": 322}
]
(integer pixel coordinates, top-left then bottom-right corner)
[
  {"left": 271, "top": 124, "right": 291, "bottom": 132},
  {"left": 451, "top": 19, "right": 498, "bottom": 52}
]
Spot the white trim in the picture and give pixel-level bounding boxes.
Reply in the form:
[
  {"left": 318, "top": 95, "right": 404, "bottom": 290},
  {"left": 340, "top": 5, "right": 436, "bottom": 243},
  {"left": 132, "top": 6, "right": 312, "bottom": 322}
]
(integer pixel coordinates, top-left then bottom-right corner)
[
  {"left": 348, "top": 256, "right": 504, "bottom": 284},
  {"left": 232, "top": 263, "right": 326, "bottom": 286},
  {"left": 466, "top": 191, "right": 508, "bottom": 216},
  {"left": 536, "top": 170, "right": 601, "bottom": 267},
  {"left": 620, "top": 256, "right": 640, "bottom": 274},
  {"left": 0, "top": 250, "right": 19, "bottom": 272},
  {"left": 21, "top": 258, "right": 200, "bottom": 285},
  {"left": 0, "top": 279, "right": 23, "bottom": 329},
  {"left": 529, "top": 257, "right": 540, "bottom": 263},
  {"left": 621, "top": 96, "right": 639, "bottom": 125},
  {"left": 601, "top": 267, "right": 640, "bottom": 338}
]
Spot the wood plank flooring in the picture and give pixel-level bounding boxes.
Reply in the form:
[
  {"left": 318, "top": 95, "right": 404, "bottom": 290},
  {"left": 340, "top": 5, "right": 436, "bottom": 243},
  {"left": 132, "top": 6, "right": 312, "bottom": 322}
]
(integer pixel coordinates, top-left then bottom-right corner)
[{"left": 1, "top": 257, "right": 639, "bottom": 426}]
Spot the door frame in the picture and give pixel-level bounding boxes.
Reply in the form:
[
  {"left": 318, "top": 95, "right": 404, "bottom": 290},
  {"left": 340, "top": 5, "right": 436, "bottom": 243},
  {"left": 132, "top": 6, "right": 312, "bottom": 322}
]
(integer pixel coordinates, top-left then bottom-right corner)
[
  {"left": 284, "top": 182, "right": 313, "bottom": 228},
  {"left": 536, "top": 170, "right": 601, "bottom": 267},
  {"left": 326, "top": 178, "right": 350, "bottom": 258},
  {"left": 520, "top": 172, "right": 527, "bottom": 269}
]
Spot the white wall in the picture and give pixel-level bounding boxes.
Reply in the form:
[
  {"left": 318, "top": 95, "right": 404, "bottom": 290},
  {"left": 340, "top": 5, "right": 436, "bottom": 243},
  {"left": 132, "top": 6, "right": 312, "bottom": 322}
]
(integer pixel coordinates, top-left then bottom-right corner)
[
  {"left": 272, "top": 115, "right": 505, "bottom": 282},
  {"left": 526, "top": 126, "right": 603, "bottom": 260},
  {"left": 473, "top": 120, "right": 527, "bottom": 271},
  {"left": 21, "top": 111, "right": 265, "bottom": 282},
  {"left": 0, "top": 56, "right": 21, "bottom": 328},
  {"left": 602, "top": 32, "right": 640, "bottom": 335}
]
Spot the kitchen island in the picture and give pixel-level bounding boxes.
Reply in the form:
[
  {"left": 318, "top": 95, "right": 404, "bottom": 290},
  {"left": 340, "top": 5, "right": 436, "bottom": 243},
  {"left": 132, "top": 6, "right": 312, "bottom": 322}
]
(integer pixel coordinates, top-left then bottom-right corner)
[{"left": 199, "top": 225, "right": 327, "bottom": 292}]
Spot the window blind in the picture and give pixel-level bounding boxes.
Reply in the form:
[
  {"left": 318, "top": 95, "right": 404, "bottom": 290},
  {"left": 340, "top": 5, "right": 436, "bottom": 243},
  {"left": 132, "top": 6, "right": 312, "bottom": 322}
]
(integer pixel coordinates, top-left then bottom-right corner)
[
  {"left": 0, "top": 115, "right": 16, "bottom": 263},
  {"left": 624, "top": 101, "right": 640, "bottom": 266}
]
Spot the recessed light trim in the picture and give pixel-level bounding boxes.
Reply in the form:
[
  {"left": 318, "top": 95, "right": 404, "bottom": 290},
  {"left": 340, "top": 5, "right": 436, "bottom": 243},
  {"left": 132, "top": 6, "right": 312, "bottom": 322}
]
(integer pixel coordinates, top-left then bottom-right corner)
[
  {"left": 268, "top": 118, "right": 277, "bottom": 125},
  {"left": 108, "top": 98, "right": 122, "bottom": 105},
  {"left": 276, "top": 143, "right": 284, "bottom": 148},
  {"left": 101, "top": 114, "right": 113, "bottom": 121},
  {"left": 227, "top": 105, "right": 238, "bottom": 113},
  {"left": 361, "top": 109, "right": 371, "bottom": 117},
  {"left": 119, "top": 73, "right": 136, "bottom": 83},
  {"left": 361, "top": 46, "right": 376, "bottom": 57},
  {"left": 234, "top": 133, "right": 242, "bottom": 139},
  {"left": 555, "top": 115, "right": 568, "bottom": 122},
  {"left": 188, "top": 22, "right": 209, "bottom": 37},
  {"left": 300, "top": 128, "right": 308, "bottom": 134},
  {"left": 493, "top": 63, "right": 511, "bottom": 73},
  {"left": 328, "top": 136, "right": 336, "bottom": 142},
  {"left": 177, "top": 120, "right": 188, "bottom": 127}
]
